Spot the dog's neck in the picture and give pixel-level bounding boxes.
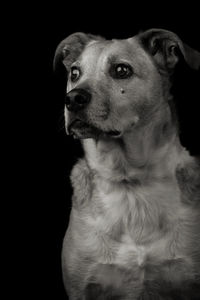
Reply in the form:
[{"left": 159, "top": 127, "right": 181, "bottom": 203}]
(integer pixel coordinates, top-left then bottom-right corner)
[{"left": 83, "top": 105, "right": 189, "bottom": 183}]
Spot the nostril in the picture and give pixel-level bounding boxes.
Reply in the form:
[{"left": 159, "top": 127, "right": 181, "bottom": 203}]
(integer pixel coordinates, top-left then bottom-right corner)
[{"left": 74, "top": 94, "right": 87, "bottom": 105}]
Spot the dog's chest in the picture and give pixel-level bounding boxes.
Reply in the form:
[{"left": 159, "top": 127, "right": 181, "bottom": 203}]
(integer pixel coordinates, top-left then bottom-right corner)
[
  {"left": 95, "top": 180, "right": 178, "bottom": 234},
  {"left": 88, "top": 179, "right": 182, "bottom": 265}
]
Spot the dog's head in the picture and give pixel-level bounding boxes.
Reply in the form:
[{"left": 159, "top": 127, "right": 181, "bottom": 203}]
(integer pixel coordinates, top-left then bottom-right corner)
[{"left": 54, "top": 29, "right": 200, "bottom": 140}]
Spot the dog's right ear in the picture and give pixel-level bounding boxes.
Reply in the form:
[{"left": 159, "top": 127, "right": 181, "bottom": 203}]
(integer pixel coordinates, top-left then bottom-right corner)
[{"left": 53, "top": 32, "right": 103, "bottom": 73}]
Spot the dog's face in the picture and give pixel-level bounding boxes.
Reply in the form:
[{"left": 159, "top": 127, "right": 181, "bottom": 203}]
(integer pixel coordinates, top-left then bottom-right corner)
[
  {"left": 54, "top": 29, "right": 200, "bottom": 140},
  {"left": 65, "top": 39, "right": 164, "bottom": 139}
]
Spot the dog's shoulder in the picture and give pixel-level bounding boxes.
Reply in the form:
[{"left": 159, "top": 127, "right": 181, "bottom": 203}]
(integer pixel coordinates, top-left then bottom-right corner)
[
  {"left": 70, "top": 158, "right": 94, "bottom": 208},
  {"left": 176, "top": 156, "right": 200, "bottom": 205}
]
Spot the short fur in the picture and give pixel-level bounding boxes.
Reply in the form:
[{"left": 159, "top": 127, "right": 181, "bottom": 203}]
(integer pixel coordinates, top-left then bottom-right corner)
[{"left": 54, "top": 29, "right": 200, "bottom": 299}]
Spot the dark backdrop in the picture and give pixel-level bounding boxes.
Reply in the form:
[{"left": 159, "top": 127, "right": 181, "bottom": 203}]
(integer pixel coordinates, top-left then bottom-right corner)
[{"left": 13, "top": 3, "right": 200, "bottom": 299}]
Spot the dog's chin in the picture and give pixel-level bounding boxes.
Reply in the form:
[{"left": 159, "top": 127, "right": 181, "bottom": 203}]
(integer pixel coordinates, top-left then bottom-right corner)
[{"left": 67, "top": 119, "right": 122, "bottom": 140}]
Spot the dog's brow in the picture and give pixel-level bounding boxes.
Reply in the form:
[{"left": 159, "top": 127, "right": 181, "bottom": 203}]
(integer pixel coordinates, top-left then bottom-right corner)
[
  {"left": 107, "top": 55, "right": 119, "bottom": 64},
  {"left": 107, "top": 55, "right": 129, "bottom": 65}
]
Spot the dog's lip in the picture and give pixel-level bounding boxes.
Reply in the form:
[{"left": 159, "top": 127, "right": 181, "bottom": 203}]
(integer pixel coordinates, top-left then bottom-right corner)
[
  {"left": 69, "top": 119, "right": 84, "bottom": 129},
  {"left": 68, "top": 119, "right": 89, "bottom": 134},
  {"left": 68, "top": 119, "right": 122, "bottom": 138},
  {"left": 67, "top": 119, "right": 102, "bottom": 137},
  {"left": 106, "top": 129, "right": 122, "bottom": 137}
]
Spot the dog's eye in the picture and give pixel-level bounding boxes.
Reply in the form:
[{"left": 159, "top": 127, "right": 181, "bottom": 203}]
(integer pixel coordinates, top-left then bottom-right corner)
[
  {"left": 111, "top": 64, "right": 133, "bottom": 79},
  {"left": 70, "top": 67, "right": 81, "bottom": 82}
]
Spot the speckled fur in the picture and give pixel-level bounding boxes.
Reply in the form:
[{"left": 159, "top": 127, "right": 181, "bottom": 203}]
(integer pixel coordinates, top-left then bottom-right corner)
[{"left": 54, "top": 29, "right": 200, "bottom": 299}]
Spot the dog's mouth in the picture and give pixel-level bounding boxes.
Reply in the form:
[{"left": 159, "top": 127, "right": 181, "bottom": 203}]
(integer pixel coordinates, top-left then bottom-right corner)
[
  {"left": 67, "top": 119, "right": 121, "bottom": 139},
  {"left": 68, "top": 119, "right": 101, "bottom": 139}
]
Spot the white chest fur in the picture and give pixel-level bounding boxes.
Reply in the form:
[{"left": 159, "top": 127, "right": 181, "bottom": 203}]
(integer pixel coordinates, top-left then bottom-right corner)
[
  {"left": 95, "top": 177, "right": 180, "bottom": 239},
  {"left": 81, "top": 176, "right": 183, "bottom": 267}
]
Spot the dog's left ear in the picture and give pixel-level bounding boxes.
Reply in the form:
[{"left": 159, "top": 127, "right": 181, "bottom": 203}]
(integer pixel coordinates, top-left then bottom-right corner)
[{"left": 138, "top": 29, "right": 200, "bottom": 73}]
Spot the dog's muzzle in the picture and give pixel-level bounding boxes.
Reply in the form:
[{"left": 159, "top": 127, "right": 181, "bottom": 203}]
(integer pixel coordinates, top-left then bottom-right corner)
[
  {"left": 65, "top": 88, "right": 122, "bottom": 139},
  {"left": 65, "top": 88, "right": 99, "bottom": 139}
]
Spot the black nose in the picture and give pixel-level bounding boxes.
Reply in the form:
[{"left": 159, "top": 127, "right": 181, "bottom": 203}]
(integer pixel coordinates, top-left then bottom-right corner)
[{"left": 65, "top": 89, "right": 91, "bottom": 112}]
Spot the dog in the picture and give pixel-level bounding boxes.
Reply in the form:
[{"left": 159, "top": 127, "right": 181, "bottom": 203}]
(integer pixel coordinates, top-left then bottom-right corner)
[{"left": 54, "top": 29, "right": 200, "bottom": 299}]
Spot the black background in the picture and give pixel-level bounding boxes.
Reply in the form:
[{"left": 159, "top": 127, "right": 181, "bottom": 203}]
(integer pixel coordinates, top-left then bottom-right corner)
[{"left": 11, "top": 3, "right": 199, "bottom": 299}]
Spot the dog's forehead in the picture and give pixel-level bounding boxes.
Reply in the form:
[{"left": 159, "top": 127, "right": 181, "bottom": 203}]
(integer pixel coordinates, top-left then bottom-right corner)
[
  {"left": 79, "top": 40, "right": 108, "bottom": 64},
  {"left": 79, "top": 37, "right": 145, "bottom": 66}
]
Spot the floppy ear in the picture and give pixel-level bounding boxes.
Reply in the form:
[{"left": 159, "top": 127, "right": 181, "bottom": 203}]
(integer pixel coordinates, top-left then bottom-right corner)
[
  {"left": 53, "top": 32, "right": 104, "bottom": 73},
  {"left": 139, "top": 28, "right": 200, "bottom": 73}
]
